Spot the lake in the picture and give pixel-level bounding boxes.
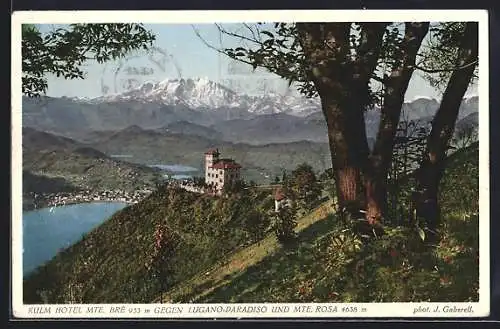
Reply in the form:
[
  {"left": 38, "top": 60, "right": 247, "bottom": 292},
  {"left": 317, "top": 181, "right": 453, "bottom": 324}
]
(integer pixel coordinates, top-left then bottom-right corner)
[
  {"left": 109, "top": 154, "right": 134, "bottom": 158},
  {"left": 148, "top": 164, "right": 199, "bottom": 172},
  {"left": 22, "top": 202, "right": 128, "bottom": 277},
  {"left": 148, "top": 164, "right": 200, "bottom": 180}
]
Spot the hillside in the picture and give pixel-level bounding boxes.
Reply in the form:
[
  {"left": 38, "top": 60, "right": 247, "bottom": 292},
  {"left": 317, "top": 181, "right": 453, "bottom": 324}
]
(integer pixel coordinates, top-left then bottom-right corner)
[
  {"left": 159, "top": 143, "right": 480, "bottom": 303},
  {"left": 22, "top": 128, "right": 163, "bottom": 209},
  {"left": 22, "top": 142, "right": 479, "bottom": 304},
  {"left": 23, "top": 187, "right": 278, "bottom": 303},
  {"left": 84, "top": 126, "right": 332, "bottom": 184}
]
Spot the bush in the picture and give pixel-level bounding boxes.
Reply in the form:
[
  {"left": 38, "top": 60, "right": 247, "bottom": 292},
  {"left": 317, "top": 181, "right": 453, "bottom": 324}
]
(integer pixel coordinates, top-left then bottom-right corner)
[
  {"left": 145, "top": 224, "right": 180, "bottom": 299},
  {"left": 243, "top": 209, "right": 270, "bottom": 243},
  {"left": 272, "top": 206, "right": 297, "bottom": 245}
]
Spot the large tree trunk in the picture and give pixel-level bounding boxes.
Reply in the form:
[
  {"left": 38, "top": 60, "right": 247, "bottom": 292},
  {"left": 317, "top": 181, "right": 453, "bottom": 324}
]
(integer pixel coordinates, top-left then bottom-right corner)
[
  {"left": 295, "top": 23, "right": 364, "bottom": 215},
  {"left": 296, "top": 22, "right": 387, "bottom": 218},
  {"left": 364, "top": 22, "right": 430, "bottom": 225},
  {"left": 416, "top": 22, "right": 478, "bottom": 244},
  {"left": 322, "top": 93, "right": 369, "bottom": 215}
]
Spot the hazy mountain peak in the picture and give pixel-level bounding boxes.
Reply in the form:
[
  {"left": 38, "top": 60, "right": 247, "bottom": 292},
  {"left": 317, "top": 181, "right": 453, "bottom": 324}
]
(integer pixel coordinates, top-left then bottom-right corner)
[
  {"left": 88, "top": 77, "right": 320, "bottom": 117},
  {"left": 98, "top": 77, "right": 239, "bottom": 109}
]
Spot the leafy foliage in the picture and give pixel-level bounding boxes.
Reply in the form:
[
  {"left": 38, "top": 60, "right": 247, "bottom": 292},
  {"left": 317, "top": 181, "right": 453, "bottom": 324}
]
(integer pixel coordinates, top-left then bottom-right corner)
[
  {"left": 207, "top": 22, "right": 425, "bottom": 108},
  {"left": 386, "top": 115, "right": 430, "bottom": 224},
  {"left": 451, "top": 124, "right": 478, "bottom": 151},
  {"left": 217, "top": 23, "right": 312, "bottom": 95},
  {"left": 204, "top": 22, "right": 475, "bottom": 229},
  {"left": 196, "top": 207, "right": 478, "bottom": 303},
  {"left": 23, "top": 142, "right": 478, "bottom": 304},
  {"left": 419, "top": 22, "right": 479, "bottom": 91},
  {"left": 222, "top": 179, "right": 246, "bottom": 195},
  {"left": 243, "top": 208, "right": 271, "bottom": 243},
  {"left": 290, "top": 163, "right": 322, "bottom": 212},
  {"left": 439, "top": 142, "right": 479, "bottom": 214},
  {"left": 272, "top": 205, "right": 297, "bottom": 245},
  {"left": 22, "top": 24, "right": 156, "bottom": 97}
]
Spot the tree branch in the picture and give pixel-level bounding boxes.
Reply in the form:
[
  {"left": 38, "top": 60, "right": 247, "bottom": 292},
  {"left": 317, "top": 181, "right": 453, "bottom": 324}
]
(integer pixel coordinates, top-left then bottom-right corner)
[
  {"left": 214, "top": 23, "right": 264, "bottom": 46},
  {"left": 190, "top": 25, "right": 256, "bottom": 68},
  {"left": 413, "top": 59, "right": 478, "bottom": 73},
  {"left": 242, "top": 23, "right": 261, "bottom": 43}
]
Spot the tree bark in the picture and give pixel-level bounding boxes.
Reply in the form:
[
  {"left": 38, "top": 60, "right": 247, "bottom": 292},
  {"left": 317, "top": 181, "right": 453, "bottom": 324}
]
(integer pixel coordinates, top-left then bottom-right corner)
[
  {"left": 416, "top": 22, "right": 478, "bottom": 243},
  {"left": 296, "top": 23, "right": 387, "bottom": 218},
  {"left": 295, "top": 23, "right": 362, "bottom": 214},
  {"left": 323, "top": 94, "right": 369, "bottom": 215},
  {"left": 364, "top": 22, "right": 430, "bottom": 225},
  {"left": 295, "top": 22, "right": 430, "bottom": 229}
]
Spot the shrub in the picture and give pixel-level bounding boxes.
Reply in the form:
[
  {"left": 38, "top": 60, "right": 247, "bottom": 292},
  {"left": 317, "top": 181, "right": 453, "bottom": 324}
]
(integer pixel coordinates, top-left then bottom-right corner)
[{"left": 272, "top": 205, "right": 297, "bottom": 245}]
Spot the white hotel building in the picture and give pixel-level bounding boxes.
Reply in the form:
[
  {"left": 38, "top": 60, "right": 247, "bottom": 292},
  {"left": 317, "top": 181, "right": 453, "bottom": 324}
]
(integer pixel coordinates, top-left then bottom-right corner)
[{"left": 204, "top": 148, "right": 242, "bottom": 191}]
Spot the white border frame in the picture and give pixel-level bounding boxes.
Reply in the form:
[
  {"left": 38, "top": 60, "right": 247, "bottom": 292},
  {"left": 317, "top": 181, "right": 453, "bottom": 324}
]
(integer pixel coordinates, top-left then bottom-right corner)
[{"left": 11, "top": 9, "right": 490, "bottom": 319}]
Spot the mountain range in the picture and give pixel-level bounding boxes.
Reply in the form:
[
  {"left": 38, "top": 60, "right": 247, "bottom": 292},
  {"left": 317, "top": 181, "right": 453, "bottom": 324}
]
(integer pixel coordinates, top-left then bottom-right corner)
[
  {"left": 22, "top": 77, "right": 479, "bottom": 146},
  {"left": 92, "top": 77, "right": 321, "bottom": 117}
]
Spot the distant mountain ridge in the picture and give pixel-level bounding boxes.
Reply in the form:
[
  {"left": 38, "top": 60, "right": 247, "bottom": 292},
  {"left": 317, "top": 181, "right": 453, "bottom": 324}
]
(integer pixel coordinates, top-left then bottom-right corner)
[
  {"left": 22, "top": 77, "right": 479, "bottom": 145},
  {"left": 159, "top": 120, "right": 224, "bottom": 140}
]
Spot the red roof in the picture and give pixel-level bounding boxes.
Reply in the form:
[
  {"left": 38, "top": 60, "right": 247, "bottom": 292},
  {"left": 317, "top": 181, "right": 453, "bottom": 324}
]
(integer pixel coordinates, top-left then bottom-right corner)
[
  {"left": 212, "top": 159, "right": 241, "bottom": 170},
  {"left": 274, "top": 187, "right": 286, "bottom": 201},
  {"left": 204, "top": 148, "right": 220, "bottom": 155}
]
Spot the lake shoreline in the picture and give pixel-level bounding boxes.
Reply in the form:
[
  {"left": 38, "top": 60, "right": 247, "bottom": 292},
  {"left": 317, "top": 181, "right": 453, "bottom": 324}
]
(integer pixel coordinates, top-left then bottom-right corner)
[
  {"left": 21, "top": 163, "right": 200, "bottom": 211},
  {"left": 23, "top": 198, "right": 133, "bottom": 212},
  {"left": 22, "top": 188, "right": 153, "bottom": 212}
]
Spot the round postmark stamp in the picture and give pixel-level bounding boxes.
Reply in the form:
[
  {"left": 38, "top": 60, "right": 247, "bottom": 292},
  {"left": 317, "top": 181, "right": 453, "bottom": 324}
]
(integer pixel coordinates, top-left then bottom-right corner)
[
  {"left": 218, "top": 59, "right": 296, "bottom": 98},
  {"left": 100, "top": 46, "right": 183, "bottom": 96}
]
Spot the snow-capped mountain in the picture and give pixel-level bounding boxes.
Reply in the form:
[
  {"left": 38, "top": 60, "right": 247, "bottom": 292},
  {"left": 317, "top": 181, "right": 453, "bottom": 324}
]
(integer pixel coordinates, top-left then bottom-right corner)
[
  {"left": 91, "top": 77, "right": 479, "bottom": 120},
  {"left": 101, "top": 77, "right": 240, "bottom": 108},
  {"left": 92, "top": 77, "right": 321, "bottom": 117},
  {"left": 23, "top": 76, "right": 479, "bottom": 145}
]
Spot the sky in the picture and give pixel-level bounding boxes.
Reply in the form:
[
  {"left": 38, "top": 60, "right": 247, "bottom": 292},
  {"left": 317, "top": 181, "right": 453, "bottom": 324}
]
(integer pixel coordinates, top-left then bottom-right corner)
[{"left": 38, "top": 23, "right": 477, "bottom": 101}]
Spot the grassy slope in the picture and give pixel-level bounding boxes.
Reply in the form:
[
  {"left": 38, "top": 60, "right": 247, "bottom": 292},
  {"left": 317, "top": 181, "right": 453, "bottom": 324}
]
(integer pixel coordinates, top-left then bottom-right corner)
[
  {"left": 23, "top": 142, "right": 479, "bottom": 304},
  {"left": 159, "top": 199, "right": 336, "bottom": 303},
  {"left": 161, "top": 142, "right": 479, "bottom": 303},
  {"left": 23, "top": 186, "right": 278, "bottom": 303}
]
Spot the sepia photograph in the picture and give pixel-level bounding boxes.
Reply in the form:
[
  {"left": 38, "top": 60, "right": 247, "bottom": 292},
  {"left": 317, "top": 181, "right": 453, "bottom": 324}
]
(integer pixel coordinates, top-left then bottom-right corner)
[{"left": 11, "top": 10, "right": 489, "bottom": 318}]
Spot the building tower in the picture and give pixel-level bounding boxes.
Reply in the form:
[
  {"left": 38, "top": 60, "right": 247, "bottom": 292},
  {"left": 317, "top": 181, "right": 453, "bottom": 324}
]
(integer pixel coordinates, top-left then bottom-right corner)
[{"left": 205, "top": 148, "right": 220, "bottom": 186}]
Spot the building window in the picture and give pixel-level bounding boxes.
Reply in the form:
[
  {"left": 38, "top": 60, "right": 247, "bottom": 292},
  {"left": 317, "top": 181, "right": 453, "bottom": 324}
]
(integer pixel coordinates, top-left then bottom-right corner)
[{"left": 216, "top": 174, "right": 218, "bottom": 178}]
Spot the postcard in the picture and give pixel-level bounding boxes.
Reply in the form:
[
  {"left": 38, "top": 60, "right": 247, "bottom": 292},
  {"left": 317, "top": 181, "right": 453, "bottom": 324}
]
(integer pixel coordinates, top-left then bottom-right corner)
[{"left": 11, "top": 9, "right": 490, "bottom": 318}]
